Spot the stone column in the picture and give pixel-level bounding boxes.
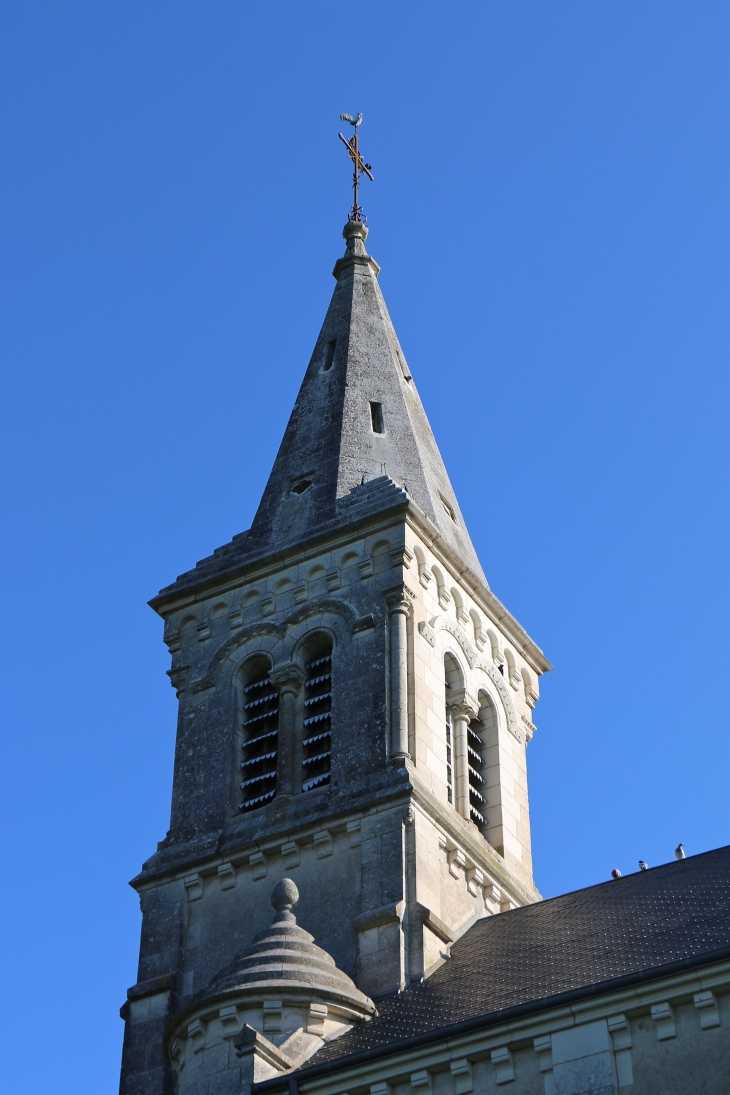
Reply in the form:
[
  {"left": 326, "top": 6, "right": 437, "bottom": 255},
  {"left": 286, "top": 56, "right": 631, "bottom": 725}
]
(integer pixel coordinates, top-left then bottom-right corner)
[
  {"left": 386, "top": 590, "right": 413, "bottom": 760},
  {"left": 269, "top": 665, "right": 306, "bottom": 796},
  {"left": 449, "top": 691, "right": 478, "bottom": 821}
]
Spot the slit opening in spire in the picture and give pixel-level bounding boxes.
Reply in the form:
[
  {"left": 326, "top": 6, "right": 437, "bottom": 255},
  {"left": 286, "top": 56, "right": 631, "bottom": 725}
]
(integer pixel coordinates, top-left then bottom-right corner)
[
  {"left": 369, "top": 401, "right": 385, "bottom": 434},
  {"left": 322, "top": 339, "right": 336, "bottom": 372}
]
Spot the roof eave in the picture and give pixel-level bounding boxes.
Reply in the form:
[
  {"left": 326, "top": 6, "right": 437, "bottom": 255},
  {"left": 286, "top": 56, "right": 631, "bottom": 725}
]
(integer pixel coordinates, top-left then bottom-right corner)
[{"left": 254, "top": 947, "right": 730, "bottom": 1095}]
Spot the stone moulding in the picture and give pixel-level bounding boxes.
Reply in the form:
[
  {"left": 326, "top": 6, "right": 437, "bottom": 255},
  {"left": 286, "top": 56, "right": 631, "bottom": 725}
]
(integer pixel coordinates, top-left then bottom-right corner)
[
  {"left": 126, "top": 972, "right": 177, "bottom": 1002},
  {"left": 353, "top": 901, "right": 405, "bottom": 933},
  {"left": 403, "top": 508, "right": 552, "bottom": 677},
  {"left": 197, "top": 598, "right": 369, "bottom": 687},
  {"left": 132, "top": 781, "right": 414, "bottom": 891},
  {"left": 166, "top": 664, "right": 190, "bottom": 696},
  {"left": 190, "top": 677, "right": 215, "bottom": 694},
  {"left": 428, "top": 616, "right": 526, "bottom": 746},
  {"left": 235, "top": 1024, "right": 293, "bottom": 1071},
  {"left": 406, "top": 777, "right": 540, "bottom": 907},
  {"left": 415, "top": 903, "right": 455, "bottom": 944}
]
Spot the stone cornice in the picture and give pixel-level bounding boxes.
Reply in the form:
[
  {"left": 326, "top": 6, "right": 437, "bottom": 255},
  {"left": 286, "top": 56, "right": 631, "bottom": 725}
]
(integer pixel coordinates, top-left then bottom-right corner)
[
  {"left": 408, "top": 771, "right": 540, "bottom": 907},
  {"left": 148, "top": 494, "right": 551, "bottom": 681},
  {"left": 131, "top": 776, "right": 413, "bottom": 892},
  {"left": 403, "top": 505, "right": 553, "bottom": 676},
  {"left": 332, "top": 252, "right": 381, "bottom": 280},
  {"left": 148, "top": 471, "right": 551, "bottom": 684},
  {"left": 148, "top": 499, "right": 410, "bottom": 617},
  {"left": 131, "top": 766, "right": 537, "bottom": 908}
]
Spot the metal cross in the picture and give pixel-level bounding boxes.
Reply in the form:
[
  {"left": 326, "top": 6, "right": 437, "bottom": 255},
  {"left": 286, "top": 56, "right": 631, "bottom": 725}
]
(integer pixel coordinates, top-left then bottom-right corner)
[{"left": 339, "top": 113, "right": 374, "bottom": 223}]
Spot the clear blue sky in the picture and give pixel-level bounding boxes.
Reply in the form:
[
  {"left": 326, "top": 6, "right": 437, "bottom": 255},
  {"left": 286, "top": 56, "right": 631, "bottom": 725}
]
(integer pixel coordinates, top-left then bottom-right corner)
[{"left": 1, "top": 4, "right": 728, "bottom": 1091}]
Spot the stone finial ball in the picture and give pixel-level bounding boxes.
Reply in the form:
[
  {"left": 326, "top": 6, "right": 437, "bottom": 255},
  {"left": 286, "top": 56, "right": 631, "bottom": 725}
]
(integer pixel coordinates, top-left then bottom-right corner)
[{"left": 271, "top": 878, "right": 299, "bottom": 911}]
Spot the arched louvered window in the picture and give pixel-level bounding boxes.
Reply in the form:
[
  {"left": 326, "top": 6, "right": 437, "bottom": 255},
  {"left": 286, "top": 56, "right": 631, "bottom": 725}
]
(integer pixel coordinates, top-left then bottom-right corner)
[
  {"left": 300, "top": 634, "right": 332, "bottom": 792},
  {"left": 444, "top": 704, "right": 454, "bottom": 804},
  {"left": 467, "top": 717, "right": 487, "bottom": 829},
  {"left": 239, "top": 657, "right": 279, "bottom": 811},
  {"left": 443, "top": 652, "right": 463, "bottom": 808}
]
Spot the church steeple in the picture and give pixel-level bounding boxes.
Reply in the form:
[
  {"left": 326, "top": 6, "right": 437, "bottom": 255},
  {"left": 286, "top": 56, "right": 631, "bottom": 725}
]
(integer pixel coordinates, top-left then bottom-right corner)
[
  {"left": 121, "top": 214, "right": 552, "bottom": 1095},
  {"left": 247, "top": 220, "right": 486, "bottom": 584}
]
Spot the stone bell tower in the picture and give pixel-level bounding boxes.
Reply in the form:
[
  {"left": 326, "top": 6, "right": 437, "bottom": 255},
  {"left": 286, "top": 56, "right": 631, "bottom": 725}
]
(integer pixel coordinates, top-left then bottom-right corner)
[{"left": 119, "top": 220, "right": 552, "bottom": 1095}]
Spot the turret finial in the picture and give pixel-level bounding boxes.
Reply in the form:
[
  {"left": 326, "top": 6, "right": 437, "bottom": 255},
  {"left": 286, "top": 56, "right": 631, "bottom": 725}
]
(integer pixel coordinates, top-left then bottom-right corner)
[{"left": 271, "top": 878, "right": 299, "bottom": 922}]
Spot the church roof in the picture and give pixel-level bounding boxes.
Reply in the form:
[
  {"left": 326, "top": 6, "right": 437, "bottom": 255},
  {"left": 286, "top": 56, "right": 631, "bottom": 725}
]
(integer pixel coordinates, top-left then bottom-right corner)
[
  {"left": 153, "top": 221, "right": 487, "bottom": 605},
  {"left": 262, "top": 845, "right": 730, "bottom": 1082}
]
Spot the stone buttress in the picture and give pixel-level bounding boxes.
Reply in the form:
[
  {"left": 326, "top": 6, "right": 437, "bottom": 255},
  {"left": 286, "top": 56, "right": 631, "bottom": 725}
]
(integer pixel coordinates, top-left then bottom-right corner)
[{"left": 118, "top": 221, "right": 552, "bottom": 1095}]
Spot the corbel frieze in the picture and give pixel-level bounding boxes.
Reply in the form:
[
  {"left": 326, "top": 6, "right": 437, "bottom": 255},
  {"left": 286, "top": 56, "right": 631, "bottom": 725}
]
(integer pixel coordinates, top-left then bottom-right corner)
[{"left": 436, "top": 831, "right": 508, "bottom": 913}]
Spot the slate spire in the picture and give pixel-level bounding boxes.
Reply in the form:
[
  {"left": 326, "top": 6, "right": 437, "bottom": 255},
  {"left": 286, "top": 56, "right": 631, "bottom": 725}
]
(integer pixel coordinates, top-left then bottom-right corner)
[{"left": 249, "top": 221, "right": 487, "bottom": 583}]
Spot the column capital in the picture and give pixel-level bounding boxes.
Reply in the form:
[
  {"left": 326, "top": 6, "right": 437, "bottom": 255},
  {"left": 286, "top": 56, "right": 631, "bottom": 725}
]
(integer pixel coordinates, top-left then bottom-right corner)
[
  {"left": 384, "top": 584, "right": 416, "bottom": 616},
  {"left": 268, "top": 664, "right": 307, "bottom": 693},
  {"left": 448, "top": 688, "right": 479, "bottom": 721}
]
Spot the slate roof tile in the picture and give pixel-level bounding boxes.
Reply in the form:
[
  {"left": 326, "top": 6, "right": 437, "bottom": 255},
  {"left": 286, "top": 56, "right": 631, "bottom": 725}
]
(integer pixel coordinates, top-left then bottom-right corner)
[{"left": 306, "top": 845, "right": 730, "bottom": 1069}]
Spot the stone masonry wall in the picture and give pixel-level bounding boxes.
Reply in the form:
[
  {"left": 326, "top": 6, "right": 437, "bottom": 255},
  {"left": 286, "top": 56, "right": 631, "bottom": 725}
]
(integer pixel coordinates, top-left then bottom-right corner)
[{"left": 120, "top": 508, "right": 546, "bottom": 1094}]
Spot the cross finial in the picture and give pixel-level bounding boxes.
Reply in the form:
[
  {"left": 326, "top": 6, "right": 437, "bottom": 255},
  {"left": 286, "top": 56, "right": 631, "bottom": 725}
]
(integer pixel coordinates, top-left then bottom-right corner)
[{"left": 338, "top": 113, "right": 374, "bottom": 223}]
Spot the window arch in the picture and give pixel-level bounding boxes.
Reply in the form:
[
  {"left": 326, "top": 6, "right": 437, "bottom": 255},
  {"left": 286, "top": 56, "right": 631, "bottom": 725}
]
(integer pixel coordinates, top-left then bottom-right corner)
[
  {"left": 274, "top": 577, "right": 294, "bottom": 612},
  {"left": 371, "top": 539, "right": 392, "bottom": 575},
  {"left": 413, "top": 544, "right": 432, "bottom": 589},
  {"left": 238, "top": 654, "right": 279, "bottom": 812},
  {"left": 307, "top": 564, "right": 327, "bottom": 599},
  {"left": 299, "top": 632, "right": 333, "bottom": 792}
]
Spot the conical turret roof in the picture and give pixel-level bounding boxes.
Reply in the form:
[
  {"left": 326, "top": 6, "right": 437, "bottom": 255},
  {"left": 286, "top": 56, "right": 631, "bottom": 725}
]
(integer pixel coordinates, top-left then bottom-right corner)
[{"left": 186, "top": 879, "right": 374, "bottom": 1016}]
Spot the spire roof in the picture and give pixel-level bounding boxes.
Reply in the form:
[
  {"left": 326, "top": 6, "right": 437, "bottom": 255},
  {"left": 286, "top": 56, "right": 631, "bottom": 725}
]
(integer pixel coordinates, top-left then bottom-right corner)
[
  {"left": 154, "top": 221, "right": 489, "bottom": 602},
  {"left": 248, "top": 221, "right": 486, "bottom": 579}
]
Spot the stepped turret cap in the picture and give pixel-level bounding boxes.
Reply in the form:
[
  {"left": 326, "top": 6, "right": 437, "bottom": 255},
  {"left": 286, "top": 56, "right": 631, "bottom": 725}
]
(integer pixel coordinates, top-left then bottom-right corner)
[{"left": 187, "top": 879, "right": 375, "bottom": 1017}]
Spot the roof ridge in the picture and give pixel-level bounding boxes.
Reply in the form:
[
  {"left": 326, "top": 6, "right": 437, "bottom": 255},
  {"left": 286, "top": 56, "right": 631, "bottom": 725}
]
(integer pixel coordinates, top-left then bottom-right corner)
[{"left": 513, "top": 843, "right": 730, "bottom": 914}]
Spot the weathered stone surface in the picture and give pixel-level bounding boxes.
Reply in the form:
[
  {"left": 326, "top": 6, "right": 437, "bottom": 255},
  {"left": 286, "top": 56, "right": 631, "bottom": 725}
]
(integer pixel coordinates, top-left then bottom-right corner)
[
  {"left": 165, "top": 881, "right": 374, "bottom": 1092},
  {"left": 153, "top": 222, "right": 487, "bottom": 606},
  {"left": 119, "top": 224, "right": 551, "bottom": 1095}
]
